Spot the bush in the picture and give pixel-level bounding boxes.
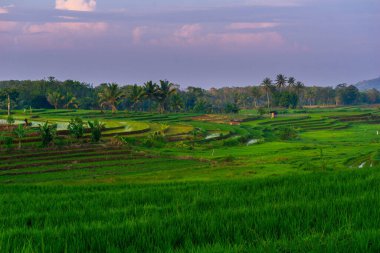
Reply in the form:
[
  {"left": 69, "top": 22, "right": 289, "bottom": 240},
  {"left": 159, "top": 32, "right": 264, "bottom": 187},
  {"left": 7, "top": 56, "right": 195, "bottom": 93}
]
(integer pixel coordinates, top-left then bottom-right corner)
[
  {"left": 0, "top": 135, "right": 13, "bottom": 150},
  {"left": 257, "top": 107, "right": 267, "bottom": 116},
  {"left": 68, "top": 117, "right": 85, "bottom": 139},
  {"left": 88, "top": 120, "right": 105, "bottom": 143},
  {"left": 6, "top": 115, "right": 15, "bottom": 126},
  {"left": 277, "top": 126, "right": 298, "bottom": 140},
  {"left": 38, "top": 122, "right": 58, "bottom": 147}
]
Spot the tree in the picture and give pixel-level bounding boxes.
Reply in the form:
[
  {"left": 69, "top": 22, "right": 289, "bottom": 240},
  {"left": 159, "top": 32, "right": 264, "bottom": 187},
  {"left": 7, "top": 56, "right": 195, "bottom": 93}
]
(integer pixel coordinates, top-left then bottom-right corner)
[
  {"left": 295, "top": 81, "right": 305, "bottom": 106},
  {"left": 47, "top": 92, "right": 64, "bottom": 109},
  {"left": 67, "top": 117, "right": 85, "bottom": 140},
  {"left": 155, "top": 80, "right": 177, "bottom": 113},
  {"left": 288, "top": 77, "right": 296, "bottom": 88},
  {"left": 63, "top": 93, "right": 79, "bottom": 109},
  {"left": 251, "top": 86, "right": 262, "bottom": 108},
  {"left": 128, "top": 84, "right": 143, "bottom": 111},
  {"left": 38, "top": 122, "right": 57, "bottom": 147},
  {"left": 276, "top": 74, "right": 287, "bottom": 91},
  {"left": 0, "top": 89, "right": 18, "bottom": 116},
  {"left": 88, "top": 120, "right": 105, "bottom": 142},
  {"left": 13, "top": 124, "right": 27, "bottom": 149},
  {"left": 260, "top": 77, "right": 273, "bottom": 110},
  {"left": 170, "top": 93, "right": 184, "bottom": 112},
  {"left": 335, "top": 84, "right": 360, "bottom": 105},
  {"left": 98, "top": 83, "right": 124, "bottom": 113},
  {"left": 141, "top": 81, "right": 158, "bottom": 111}
]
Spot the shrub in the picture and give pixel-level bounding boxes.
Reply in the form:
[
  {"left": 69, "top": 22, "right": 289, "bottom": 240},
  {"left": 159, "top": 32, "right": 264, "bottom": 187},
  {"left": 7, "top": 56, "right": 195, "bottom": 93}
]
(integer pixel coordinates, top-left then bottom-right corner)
[
  {"left": 38, "top": 122, "right": 57, "bottom": 147},
  {"left": 0, "top": 135, "right": 13, "bottom": 150},
  {"left": 257, "top": 107, "right": 266, "bottom": 116},
  {"left": 13, "top": 124, "right": 27, "bottom": 149},
  {"left": 88, "top": 120, "right": 105, "bottom": 142},
  {"left": 6, "top": 115, "right": 15, "bottom": 126},
  {"left": 277, "top": 126, "right": 298, "bottom": 140},
  {"left": 67, "top": 117, "right": 85, "bottom": 140}
]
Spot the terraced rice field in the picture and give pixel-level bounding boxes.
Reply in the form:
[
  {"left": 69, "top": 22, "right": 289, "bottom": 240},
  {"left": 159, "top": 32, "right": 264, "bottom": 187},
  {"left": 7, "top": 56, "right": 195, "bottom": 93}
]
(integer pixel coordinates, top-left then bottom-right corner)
[{"left": 1, "top": 107, "right": 380, "bottom": 251}]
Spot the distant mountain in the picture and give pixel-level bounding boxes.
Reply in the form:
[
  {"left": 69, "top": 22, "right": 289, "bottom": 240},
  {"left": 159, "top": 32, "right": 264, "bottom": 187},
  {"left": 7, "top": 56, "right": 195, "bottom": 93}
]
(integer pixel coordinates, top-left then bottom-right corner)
[{"left": 355, "top": 77, "right": 380, "bottom": 91}]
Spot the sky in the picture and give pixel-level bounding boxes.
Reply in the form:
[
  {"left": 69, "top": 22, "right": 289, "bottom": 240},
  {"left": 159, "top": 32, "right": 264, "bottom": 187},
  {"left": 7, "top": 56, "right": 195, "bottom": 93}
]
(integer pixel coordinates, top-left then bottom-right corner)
[{"left": 0, "top": 0, "right": 379, "bottom": 88}]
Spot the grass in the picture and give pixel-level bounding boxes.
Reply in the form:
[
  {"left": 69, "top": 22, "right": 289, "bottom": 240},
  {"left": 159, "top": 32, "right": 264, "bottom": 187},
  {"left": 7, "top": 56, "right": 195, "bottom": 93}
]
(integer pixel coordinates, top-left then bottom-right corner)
[
  {"left": 1, "top": 107, "right": 380, "bottom": 251},
  {"left": 1, "top": 170, "right": 380, "bottom": 252}
]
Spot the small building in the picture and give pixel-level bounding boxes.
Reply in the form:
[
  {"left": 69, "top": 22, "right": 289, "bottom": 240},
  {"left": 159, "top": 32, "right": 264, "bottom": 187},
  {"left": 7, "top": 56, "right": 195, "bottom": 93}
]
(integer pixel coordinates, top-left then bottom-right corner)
[
  {"left": 229, "top": 119, "right": 241, "bottom": 125},
  {"left": 270, "top": 111, "right": 278, "bottom": 119}
]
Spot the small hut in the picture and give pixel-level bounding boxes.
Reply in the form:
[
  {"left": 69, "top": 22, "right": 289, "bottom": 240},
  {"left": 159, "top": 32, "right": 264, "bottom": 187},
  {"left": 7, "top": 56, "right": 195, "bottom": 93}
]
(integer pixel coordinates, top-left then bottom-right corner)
[
  {"left": 229, "top": 119, "right": 241, "bottom": 126},
  {"left": 270, "top": 111, "right": 278, "bottom": 119}
]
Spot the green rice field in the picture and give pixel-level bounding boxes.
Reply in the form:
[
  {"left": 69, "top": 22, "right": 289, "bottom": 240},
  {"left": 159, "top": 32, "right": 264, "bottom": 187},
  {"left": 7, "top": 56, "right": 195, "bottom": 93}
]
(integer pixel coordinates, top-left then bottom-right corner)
[{"left": 1, "top": 107, "right": 380, "bottom": 252}]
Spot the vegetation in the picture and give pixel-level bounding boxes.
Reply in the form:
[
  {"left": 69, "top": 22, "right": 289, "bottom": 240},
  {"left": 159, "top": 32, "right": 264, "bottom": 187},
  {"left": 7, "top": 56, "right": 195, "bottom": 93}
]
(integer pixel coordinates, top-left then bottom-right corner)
[
  {"left": 1, "top": 82, "right": 380, "bottom": 251},
  {"left": 0, "top": 76, "right": 377, "bottom": 115}
]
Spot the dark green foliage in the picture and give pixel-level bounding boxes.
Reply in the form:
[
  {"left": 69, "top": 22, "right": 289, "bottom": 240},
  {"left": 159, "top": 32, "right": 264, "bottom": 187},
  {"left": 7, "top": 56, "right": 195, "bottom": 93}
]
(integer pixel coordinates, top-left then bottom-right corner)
[
  {"left": 143, "top": 131, "right": 166, "bottom": 147},
  {"left": 6, "top": 115, "right": 14, "bottom": 125},
  {"left": 278, "top": 91, "right": 299, "bottom": 108},
  {"left": 67, "top": 117, "right": 85, "bottom": 139},
  {"left": 257, "top": 107, "right": 267, "bottom": 116},
  {"left": 88, "top": 120, "right": 105, "bottom": 142},
  {"left": 38, "top": 122, "right": 57, "bottom": 147},
  {"left": 0, "top": 134, "right": 13, "bottom": 150},
  {"left": 277, "top": 126, "right": 298, "bottom": 140},
  {"left": 224, "top": 103, "right": 240, "bottom": 114}
]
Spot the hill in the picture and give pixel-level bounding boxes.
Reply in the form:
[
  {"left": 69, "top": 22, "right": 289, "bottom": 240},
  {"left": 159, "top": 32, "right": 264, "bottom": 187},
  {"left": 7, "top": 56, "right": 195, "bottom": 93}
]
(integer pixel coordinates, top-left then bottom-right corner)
[{"left": 355, "top": 77, "right": 380, "bottom": 90}]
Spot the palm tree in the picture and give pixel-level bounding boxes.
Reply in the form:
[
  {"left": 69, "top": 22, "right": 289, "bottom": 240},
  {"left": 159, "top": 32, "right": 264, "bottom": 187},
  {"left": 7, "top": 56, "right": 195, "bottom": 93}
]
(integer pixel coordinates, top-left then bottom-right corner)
[
  {"left": 276, "top": 74, "right": 287, "bottom": 91},
  {"left": 128, "top": 84, "right": 143, "bottom": 111},
  {"left": 142, "top": 81, "right": 158, "bottom": 111},
  {"left": 156, "top": 80, "right": 177, "bottom": 113},
  {"left": 63, "top": 93, "right": 79, "bottom": 109},
  {"left": 170, "top": 93, "right": 184, "bottom": 112},
  {"left": 13, "top": 124, "right": 27, "bottom": 149},
  {"left": 288, "top": 77, "right": 296, "bottom": 88},
  {"left": 260, "top": 77, "right": 273, "bottom": 110},
  {"left": 251, "top": 86, "right": 261, "bottom": 108},
  {"left": 47, "top": 92, "right": 64, "bottom": 109},
  {"left": 295, "top": 81, "right": 305, "bottom": 105},
  {"left": 98, "top": 83, "right": 124, "bottom": 113}
]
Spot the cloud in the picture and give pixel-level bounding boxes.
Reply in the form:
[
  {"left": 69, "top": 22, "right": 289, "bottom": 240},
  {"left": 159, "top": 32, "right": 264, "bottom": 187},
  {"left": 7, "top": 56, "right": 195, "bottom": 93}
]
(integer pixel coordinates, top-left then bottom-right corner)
[
  {"left": 174, "top": 24, "right": 202, "bottom": 39},
  {"left": 0, "top": 21, "right": 18, "bottom": 32},
  {"left": 24, "top": 22, "right": 107, "bottom": 34},
  {"left": 0, "top": 7, "right": 8, "bottom": 14},
  {"left": 0, "top": 5, "right": 14, "bottom": 14},
  {"left": 226, "top": 22, "right": 279, "bottom": 30},
  {"left": 132, "top": 26, "right": 148, "bottom": 44},
  {"left": 55, "top": 0, "right": 96, "bottom": 12}
]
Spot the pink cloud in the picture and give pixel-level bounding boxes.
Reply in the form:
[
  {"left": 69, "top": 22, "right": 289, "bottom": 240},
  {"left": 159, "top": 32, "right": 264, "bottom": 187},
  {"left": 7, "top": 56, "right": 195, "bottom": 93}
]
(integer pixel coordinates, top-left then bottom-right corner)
[
  {"left": 0, "top": 21, "right": 18, "bottom": 32},
  {"left": 132, "top": 26, "right": 148, "bottom": 44},
  {"left": 25, "top": 22, "right": 107, "bottom": 34},
  {"left": 174, "top": 24, "right": 202, "bottom": 39},
  {"left": 55, "top": 0, "right": 96, "bottom": 12},
  {"left": 150, "top": 24, "right": 285, "bottom": 50},
  {"left": 226, "top": 22, "right": 280, "bottom": 30}
]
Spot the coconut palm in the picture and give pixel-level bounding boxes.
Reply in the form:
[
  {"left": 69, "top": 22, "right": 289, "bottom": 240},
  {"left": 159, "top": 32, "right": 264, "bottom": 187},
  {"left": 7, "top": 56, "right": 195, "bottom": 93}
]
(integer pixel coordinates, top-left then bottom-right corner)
[
  {"left": 288, "top": 77, "right": 296, "bottom": 88},
  {"left": 13, "top": 124, "right": 27, "bottom": 149},
  {"left": 251, "top": 86, "right": 262, "bottom": 108},
  {"left": 260, "top": 77, "right": 273, "bottom": 110},
  {"left": 276, "top": 74, "right": 287, "bottom": 91},
  {"left": 170, "top": 93, "right": 184, "bottom": 112},
  {"left": 98, "top": 83, "right": 124, "bottom": 113},
  {"left": 128, "top": 84, "right": 143, "bottom": 111},
  {"left": 47, "top": 92, "right": 64, "bottom": 109},
  {"left": 141, "top": 81, "right": 158, "bottom": 111},
  {"left": 156, "top": 80, "right": 177, "bottom": 113},
  {"left": 295, "top": 81, "right": 305, "bottom": 105},
  {"left": 63, "top": 93, "right": 79, "bottom": 109}
]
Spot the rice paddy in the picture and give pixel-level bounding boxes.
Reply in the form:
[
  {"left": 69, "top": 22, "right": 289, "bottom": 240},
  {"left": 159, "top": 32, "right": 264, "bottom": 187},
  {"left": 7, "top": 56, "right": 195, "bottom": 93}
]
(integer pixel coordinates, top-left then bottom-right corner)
[{"left": 1, "top": 107, "right": 380, "bottom": 252}]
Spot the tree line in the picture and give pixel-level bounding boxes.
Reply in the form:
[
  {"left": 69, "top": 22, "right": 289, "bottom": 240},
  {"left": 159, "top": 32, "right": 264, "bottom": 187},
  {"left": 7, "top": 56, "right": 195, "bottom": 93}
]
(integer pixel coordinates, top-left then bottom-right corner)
[{"left": 0, "top": 75, "right": 379, "bottom": 114}]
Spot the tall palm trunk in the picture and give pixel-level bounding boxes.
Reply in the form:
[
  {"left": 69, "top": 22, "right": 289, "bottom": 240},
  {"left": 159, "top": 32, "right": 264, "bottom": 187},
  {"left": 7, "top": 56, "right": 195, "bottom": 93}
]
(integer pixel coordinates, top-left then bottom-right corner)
[
  {"left": 266, "top": 90, "right": 270, "bottom": 110},
  {"left": 7, "top": 94, "right": 10, "bottom": 116}
]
